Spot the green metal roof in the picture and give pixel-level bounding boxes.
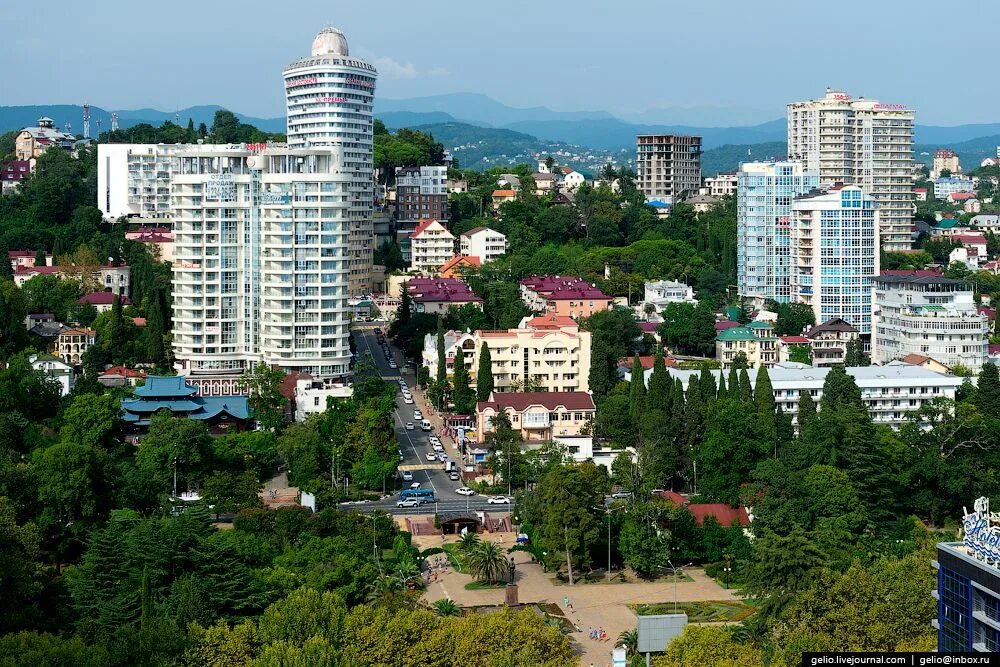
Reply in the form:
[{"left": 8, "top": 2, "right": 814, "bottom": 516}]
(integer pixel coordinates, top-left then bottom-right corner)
[
  {"left": 747, "top": 321, "right": 773, "bottom": 330},
  {"left": 716, "top": 326, "right": 759, "bottom": 342},
  {"left": 937, "top": 219, "right": 960, "bottom": 229}
]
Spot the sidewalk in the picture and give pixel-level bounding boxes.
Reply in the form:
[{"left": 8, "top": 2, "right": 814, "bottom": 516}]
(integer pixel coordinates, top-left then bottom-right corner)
[{"left": 421, "top": 543, "right": 738, "bottom": 667}]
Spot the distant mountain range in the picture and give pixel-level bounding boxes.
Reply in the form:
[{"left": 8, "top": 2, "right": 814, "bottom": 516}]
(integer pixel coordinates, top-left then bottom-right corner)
[{"left": 4, "top": 95, "right": 1000, "bottom": 176}]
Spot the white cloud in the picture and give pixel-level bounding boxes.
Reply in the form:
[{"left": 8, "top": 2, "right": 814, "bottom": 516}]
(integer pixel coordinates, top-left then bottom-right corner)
[{"left": 371, "top": 56, "right": 450, "bottom": 79}]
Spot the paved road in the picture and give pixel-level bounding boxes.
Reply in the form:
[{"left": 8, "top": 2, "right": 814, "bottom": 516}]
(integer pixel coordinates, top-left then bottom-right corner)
[{"left": 345, "top": 324, "right": 507, "bottom": 516}]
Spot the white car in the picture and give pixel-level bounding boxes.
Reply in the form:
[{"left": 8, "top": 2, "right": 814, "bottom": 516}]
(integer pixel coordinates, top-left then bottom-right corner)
[
  {"left": 409, "top": 482, "right": 421, "bottom": 490},
  {"left": 426, "top": 452, "right": 437, "bottom": 461},
  {"left": 403, "top": 396, "right": 414, "bottom": 405},
  {"left": 396, "top": 498, "right": 420, "bottom": 508},
  {"left": 488, "top": 496, "right": 512, "bottom": 505},
  {"left": 413, "top": 410, "right": 423, "bottom": 420},
  {"left": 456, "top": 487, "right": 476, "bottom": 496},
  {"left": 432, "top": 444, "right": 444, "bottom": 453},
  {"left": 405, "top": 422, "right": 414, "bottom": 430},
  {"left": 402, "top": 470, "right": 413, "bottom": 481},
  {"left": 389, "top": 362, "right": 398, "bottom": 369}
]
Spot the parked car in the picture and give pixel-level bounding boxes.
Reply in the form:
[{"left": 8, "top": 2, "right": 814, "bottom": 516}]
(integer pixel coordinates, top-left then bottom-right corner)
[
  {"left": 432, "top": 444, "right": 444, "bottom": 453},
  {"left": 403, "top": 396, "right": 414, "bottom": 405},
  {"left": 449, "top": 471, "right": 460, "bottom": 481},
  {"left": 396, "top": 498, "right": 420, "bottom": 508},
  {"left": 456, "top": 487, "right": 476, "bottom": 496},
  {"left": 413, "top": 410, "right": 423, "bottom": 420},
  {"left": 426, "top": 452, "right": 437, "bottom": 461},
  {"left": 611, "top": 491, "right": 632, "bottom": 500},
  {"left": 402, "top": 471, "right": 413, "bottom": 481},
  {"left": 405, "top": 422, "right": 414, "bottom": 430},
  {"left": 409, "top": 482, "right": 421, "bottom": 490},
  {"left": 487, "top": 496, "right": 511, "bottom": 505}
]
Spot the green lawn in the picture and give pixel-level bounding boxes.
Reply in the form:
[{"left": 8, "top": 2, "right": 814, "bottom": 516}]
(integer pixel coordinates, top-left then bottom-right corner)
[
  {"left": 464, "top": 581, "right": 506, "bottom": 591},
  {"left": 631, "top": 600, "right": 757, "bottom": 623}
]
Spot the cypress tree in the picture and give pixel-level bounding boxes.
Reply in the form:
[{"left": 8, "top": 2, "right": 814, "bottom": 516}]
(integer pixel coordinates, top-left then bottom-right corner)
[
  {"left": 0, "top": 241, "right": 12, "bottom": 280},
  {"left": 34, "top": 249, "right": 47, "bottom": 267},
  {"left": 699, "top": 367, "right": 717, "bottom": 404},
  {"left": 629, "top": 355, "right": 647, "bottom": 424},
  {"left": 975, "top": 362, "right": 1000, "bottom": 419},
  {"left": 452, "top": 351, "right": 474, "bottom": 415},
  {"left": 435, "top": 317, "right": 447, "bottom": 386},
  {"left": 754, "top": 366, "right": 776, "bottom": 415},
  {"left": 107, "top": 294, "right": 127, "bottom": 362},
  {"left": 727, "top": 365, "right": 739, "bottom": 400},
  {"left": 145, "top": 291, "right": 165, "bottom": 365},
  {"left": 739, "top": 368, "right": 753, "bottom": 403},
  {"left": 775, "top": 404, "right": 794, "bottom": 455},
  {"left": 647, "top": 349, "right": 671, "bottom": 407},
  {"left": 52, "top": 237, "right": 66, "bottom": 262},
  {"left": 476, "top": 342, "right": 493, "bottom": 402},
  {"left": 717, "top": 367, "right": 728, "bottom": 400},
  {"left": 684, "top": 379, "right": 704, "bottom": 452},
  {"left": 796, "top": 391, "right": 816, "bottom": 433}
]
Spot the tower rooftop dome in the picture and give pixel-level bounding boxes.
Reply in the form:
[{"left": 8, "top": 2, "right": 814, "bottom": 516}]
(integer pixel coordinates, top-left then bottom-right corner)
[{"left": 311, "top": 27, "right": 349, "bottom": 57}]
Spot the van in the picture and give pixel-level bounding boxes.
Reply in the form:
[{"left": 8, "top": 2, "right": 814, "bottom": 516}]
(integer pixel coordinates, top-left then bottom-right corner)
[
  {"left": 420, "top": 420, "right": 432, "bottom": 431},
  {"left": 445, "top": 460, "right": 457, "bottom": 473}
]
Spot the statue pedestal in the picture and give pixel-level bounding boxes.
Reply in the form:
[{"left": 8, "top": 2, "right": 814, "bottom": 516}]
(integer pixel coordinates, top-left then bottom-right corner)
[{"left": 505, "top": 583, "right": 518, "bottom": 606}]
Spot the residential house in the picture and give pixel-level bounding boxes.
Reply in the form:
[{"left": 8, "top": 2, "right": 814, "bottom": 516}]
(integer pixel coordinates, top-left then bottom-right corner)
[
  {"left": 686, "top": 192, "right": 720, "bottom": 213},
  {"left": 8, "top": 249, "right": 51, "bottom": 271},
  {"left": 491, "top": 189, "right": 516, "bottom": 211},
  {"left": 900, "top": 354, "right": 951, "bottom": 374},
  {"left": 476, "top": 391, "right": 595, "bottom": 442},
  {"left": 15, "top": 117, "right": 76, "bottom": 161},
  {"left": 125, "top": 227, "right": 174, "bottom": 262},
  {"left": 704, "top": 171, "right": 738, "bottom": 198},
  {"left": 1, "top": 160, "right": 31, "bottom": 194},
  {"left": 439, "top": 254, "right": 480, "bottom": 279},
  {"left": 460, "top": 226, "right": 508, "bottom": 263},
  {"left": 30, "top": 354, "right": 74, "bottom": 396},
  {"left": 913, "top": 187, "right": 928, "bottom": 201},
  {"left": 13, "top": 263, "right": 130, "bottom": 297},
  {"left": 78, "top": 292, "right": 133, "bottom": 313},
  {"left": 804, "top": 318, "right": 859, "bottom": 367},
  {"left": 519, "top": 276, "right": 614, "bottom": 319},
  {"left": 496, "top": 175, "right": 521, "bottom": 192},
  {"left": 409, "top": 219, "right": 456, "bottom": 273},
  {"left": 561, "top": 169, "right": 586, "bottom": 191},
  {"left": 777, "top": 335, "right": 811, "bottom": 363},
  {"left": 715, "top": 320, "right": 778, "bottom": 368},
  {"left": 533, "top": 172, "right": 558, "bottom": 195},
  {"left": 406, "top": 277, "right": 483, "bottom": 314},
  {"left": 98, "top": 366, "right": 148, "bottom": 388},
  {"left": 659, "top": 491, "right": 751, "bottom": 528},
  {"left": 643, "top": 279, "right": 696, "bottom": 312},
  {"left": 55, "top": 327, "right": 96, "bottom": 365}
]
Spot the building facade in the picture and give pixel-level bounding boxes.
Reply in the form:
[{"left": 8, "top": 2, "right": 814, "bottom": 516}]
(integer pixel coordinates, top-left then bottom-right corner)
[
  {"left": 636, "top": 135, "right": 702, "bottom": 203},
  {"left": 460, "top": 226, "right": 508, "bottom": 263},
  {"left": 409, "top": 219, "right": 455, "bottom": 273},
  {"left": 56, "top": 328, "right": 95, "bottom": 365},
  {"left": 15, "top": 117, "right": 76, "bottom": 161},
  {"left": 804, "top": 317, "right": 859, "bottom": 367},
  {"left": 787, "top": 89, "right": 914, "bottom": 250},
  {"left": 633, "top": 360, "right": 964, "bottom": 428},
  {"left": 871, "top": 274, "right": 989, "bottom": 370},
  {"left": 97, "top": 143, "right": 177, "bottom": 221},
  {"left": 283, "top": 27, "right": 378, "bottom": 296},
  {"left": 715, "top": 321, "right": 778, "bottom": 368},
  {"left": 935, "top": 499, "right": 1000, "bottom": 652},
  {"left": 643, "top": 279, "right": 696, "bottom": 311},
  {"left": 933, "top": 176, "right": 975, "bottom": 200},
  {"left": 395, "top": 165, "right": 448, "bottom": 229},
  {"left": 476, "top": 391, "right": 596, "bottom": 442},
  {"left": 705, "top": 171, "right": 738, "bottom": 198},
  {"left": 170, "top": 145, "right": 353, "bottom": 393},
  {"left": 519, "top": 276, "right": 614, "bottom": 319},
  {"left": 791, "top": 187, "right": 880, "bottom": 334},
  {"left": 406, "top": 277, "right": 483, "bottom": 314},
  {"left": 931, "top": 148, "right": 961, "bottom": 180},
  {"left": 737, "top": 161, "right": 820, "bottom": 303}
]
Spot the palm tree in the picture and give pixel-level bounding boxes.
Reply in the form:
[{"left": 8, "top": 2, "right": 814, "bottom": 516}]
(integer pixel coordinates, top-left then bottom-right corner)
[
  {"left": 618, "top": 628, "right": 638, "bottom": 655},
  {"left": 395, "top": 560, "right": 422, "bottom": 589},
  {"left": 431, "top": 598, "right": 461, "bottom": 617},
  {"left": 365, "top": 573, "right": 401, "bottom": 604},
  {"left": 458, "top": 531, "right": 481, "bottom": 553},
  {"left": 467, "top": 542, "right": 510, "bottom": 584}
]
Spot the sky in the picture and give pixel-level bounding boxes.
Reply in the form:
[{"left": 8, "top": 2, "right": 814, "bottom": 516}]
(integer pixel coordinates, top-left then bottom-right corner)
[{"left": 2, "top": 0, "right": 997, "bottom": 126}]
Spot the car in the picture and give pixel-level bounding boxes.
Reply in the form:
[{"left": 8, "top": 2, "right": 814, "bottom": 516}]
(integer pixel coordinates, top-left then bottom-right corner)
[
  {"left": 488, "top": 496, "right": 511, "bottom": 505},
  {"left": 449, "top": 471, "right": 460, "bottom": 481},
  {"left": 409, "top": 482, "right": 421, "bottom": 490},
  {"left": 456, "top": 487, "right": 475, "bottom": 496},
  {"left": 413, "top": 410, "right": 423, "bottom": 420},
  {"left": 396, "top": 498, "right": 420, "bottom": 508},
  {"left": 426, "top": 452, "right": 437, "bottom": 461},
  {"left": 432, "top": 444, "right": 444, "bottom": 453},
  {"left": 403, "top": 396, "right": 414, "bottom": 405},
  {"left": 649, "top": 488, "right": 665, "bottom": 495},
  {"left": 429, "top": 437, "right": 441, "bottom": 447},
  {"left": 405, "top": 422, "right": 414, "bottom": 430},
  {"left": 401, "top": 471, "right": 413, "bottom": 481},
  {"left": 389, "top": 362, "right": 398, "bottom": 369},
  {"left": 374, "top": 327, "right": 383, "bottom": 335},
  {"left": 611, "top": 491, "right": 633, "bottom": 500}
]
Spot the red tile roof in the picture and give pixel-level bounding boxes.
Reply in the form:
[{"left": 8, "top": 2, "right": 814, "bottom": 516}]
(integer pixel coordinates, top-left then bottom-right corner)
[
  {"left": 99, "top": 366, "right": 147, "bottom": 379},
  {"left": 440, "top": 255, "right": 480, "bottom": 273},
  {"left": 990, "top": 344, "right": 1000, "bottom": 356},
  {"left": 411, "top": 218, "right": 446, "bottom": 238},
  {"left": 714, "top": 320, "right": 740, "bottom": 332},
  {"left": 525, "top": 314, "right": 578, "bottom": 329},
  {"left": 978, "top": 306, "right": 996, "bottom": 320},
  {"left": 78, "top": 292, "right": 132, "bottom": 306},
  {"left": 780, "top": 335, "right": 810, "bottom": 344},
  {"left": 492, "top": 189, "right": 515, "bottom": 197},
  {"left": 902, "top": 353, "right": 933, "bottom": 365},
  {"left": 477, "top": 391, "right": 595, "bottom": 413},
  {"left": 406, "top": 277, "right": 482, "bottom": 304},
  {"left": 616, "top": 355, "right": 678, "bottom": 370},
  {"left": 955, "top": 234, "right": 987, "bottom": 244},
  {"left": 659, "top": 491, "right": 750, "bottom": 527}
]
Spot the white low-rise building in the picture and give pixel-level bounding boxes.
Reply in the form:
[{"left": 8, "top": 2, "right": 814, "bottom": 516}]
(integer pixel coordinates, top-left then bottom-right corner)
[
  {"left": 293, "top": 376, "right": 353, "bottom": 422},
  {"left": 643, "top": 279, "right": 696, "bottom": 311},
  {"left": 410, "top": 219, "right": 455, "bottom": 273},
  {"left": 460, "top": 226, "right": 508, "bottom": 264},
  {"left": 871, "top": 274, "right": 989, "bottom": 371},
  {"left": 30, "top": 354, "right": 74, "bottom": 396},
  {"left": 628, "top": 361, "right": 965, "bottom": 428}
]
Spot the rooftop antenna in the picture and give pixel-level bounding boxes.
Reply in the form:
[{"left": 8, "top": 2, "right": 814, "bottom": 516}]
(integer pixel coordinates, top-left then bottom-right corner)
[
  {"left": 96, "top": 117, "right": 103, "bottom": 135},
  {"left": 111, "top": 112, "right": 119, "bottom": 132},
  {"left": 82, "top": 103, "right": 91, "bottom": 139},
  {"left": 175, "top": 112, "right": 180, "bottom": 125},
  {"left": 65, "top": 122, "right": 72, "bottom": 134}
]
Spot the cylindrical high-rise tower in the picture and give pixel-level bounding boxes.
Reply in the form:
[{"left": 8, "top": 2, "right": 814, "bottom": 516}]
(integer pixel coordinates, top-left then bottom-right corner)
[{"left": 283, "top": 28, "right": 378, "bottom": 296}]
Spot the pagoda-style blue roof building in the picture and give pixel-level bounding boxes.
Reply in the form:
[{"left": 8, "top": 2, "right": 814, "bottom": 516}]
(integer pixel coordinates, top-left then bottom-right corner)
[{"left": 121, "top": 376, "right": 251, "bottom": 433}]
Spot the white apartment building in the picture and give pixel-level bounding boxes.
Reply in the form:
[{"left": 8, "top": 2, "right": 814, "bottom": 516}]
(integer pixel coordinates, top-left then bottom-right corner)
[
  {"left": 410, "top": 219, "right": 455, "bottom": 273},
  {"left": 931, "top": 149, "right": 960, "bottom": 180},
  {"left": 705, "top": 171, "right": 738, "bottom": 197},
  {"left": 421, "top": 314, "right": 592, "bottom": 394},
  {"left": 460, "top": 226, "right": 508, "bottom": 263},
  {"left": 787, "top": 89, "right": 914, "bottom": 251},
  {"left": 932, "top": 177, "right": 974, "bottom": 200},
  {"left": 632, "top": 361, "right": 964, "bottom": 428},
  {"left": 97, "top": 143, "right": 177, "bottom": 221},
  {"left": 791, "top": 187, "right": 880, "bottom": 334},
  {"left": 737, "top": 161, "right": 820, "bottom": 303},
  {"left": 871, "top": 274, "right": 989, "bottom": 371},
  {"left": 643, "top": 279, "right": 696, "bottom": 311},
  {"left": 170, "top": 145, "right": 352, "bottom": 395},
  {"left": 283, "top": 27, "right": 378, "bottom": 296}
]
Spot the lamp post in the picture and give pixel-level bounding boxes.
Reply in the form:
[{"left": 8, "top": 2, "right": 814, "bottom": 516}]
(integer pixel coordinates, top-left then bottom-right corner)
[
  {"left": 666, "top": 559, "right": 679, "bottom": 614},
  {"left": 594, "top": 503, "right": 627, "bottom": 582}
]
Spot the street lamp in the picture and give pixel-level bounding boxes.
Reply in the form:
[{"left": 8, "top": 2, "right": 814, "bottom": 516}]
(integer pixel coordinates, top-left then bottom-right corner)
[{"left": 594, "top": 504, "right": 627, "bottom": 582}]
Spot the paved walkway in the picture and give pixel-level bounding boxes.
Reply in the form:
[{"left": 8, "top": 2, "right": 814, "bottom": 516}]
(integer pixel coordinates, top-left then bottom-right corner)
[{"left": 417, "top": 534, "right": 737, "bottom": 667}]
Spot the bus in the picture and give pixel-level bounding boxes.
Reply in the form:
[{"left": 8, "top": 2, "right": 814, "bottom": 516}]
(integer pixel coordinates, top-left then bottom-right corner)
[{"left": 400, "top": 488, "right": 435, "bottom": 502}]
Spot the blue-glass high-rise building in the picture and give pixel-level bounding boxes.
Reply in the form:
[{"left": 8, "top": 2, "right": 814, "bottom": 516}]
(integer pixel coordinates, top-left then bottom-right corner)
[
  {"left": 935, "top": 499, "right": 1000, "bottom": 652},
  {"left": 736, "top": 161, "right": 819, "bottom": 304}
]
